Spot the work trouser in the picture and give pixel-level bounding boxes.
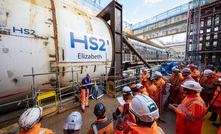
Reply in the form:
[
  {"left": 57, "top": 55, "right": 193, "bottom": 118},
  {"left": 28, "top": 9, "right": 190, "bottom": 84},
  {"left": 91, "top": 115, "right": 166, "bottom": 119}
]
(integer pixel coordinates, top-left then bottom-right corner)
[{"left": 81, "top": 88, "right": 89, "bottom": 110}]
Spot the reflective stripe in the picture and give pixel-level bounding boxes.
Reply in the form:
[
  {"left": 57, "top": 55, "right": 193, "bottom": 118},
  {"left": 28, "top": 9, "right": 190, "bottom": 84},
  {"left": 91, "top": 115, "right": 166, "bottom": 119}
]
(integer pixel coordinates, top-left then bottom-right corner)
[
  {"left": 39, "top": 129, "right": 47, "bottom": 134},
  {"left": 127, "top": 120, "right": 133, "bottom": 125},
  {"left": 93, "top": 119, "right": 112, "bottom": 132},
  {"left": 185, "top": 99, "right": 207, "bottom": 108},
  {"left": 92, "top": 124, "right": 98, "bottom": 134},
  {"left": 212, "top": 98, "right": 221, "bottom": 104},
  {"left": 158, "top": 127, "right": 164, "bottom": 134},
  {"left": 184, "top": 99, "right": 206, "bottom": 122},
  {"left": 176, "top": 77, "right": 181, "bottom": 85},
  {"left": 149, "top": 86, "right": 155, "bottom": 94},
  {"left": 186, "top": 111, "right": 205, "bottom": 122}
]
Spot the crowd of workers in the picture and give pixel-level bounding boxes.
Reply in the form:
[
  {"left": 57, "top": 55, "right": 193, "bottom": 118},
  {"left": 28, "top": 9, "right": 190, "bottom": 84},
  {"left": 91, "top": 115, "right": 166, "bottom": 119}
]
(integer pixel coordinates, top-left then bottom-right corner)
[{"left": 16, "top": 64, "right": 221, "bottom": 134}]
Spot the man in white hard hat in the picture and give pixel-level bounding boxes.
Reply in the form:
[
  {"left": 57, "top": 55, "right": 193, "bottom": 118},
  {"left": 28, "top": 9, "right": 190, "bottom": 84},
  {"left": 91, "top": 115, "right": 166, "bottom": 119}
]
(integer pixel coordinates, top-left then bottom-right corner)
[
  {"left": 168, "top": 66, "right": 183, "bottom": 104},
  {"left": 17, "top": 107, "right": 55, "bottom": 134},
  {"left": 169, "top": 81, "right": 207, "bottom": 134},
  {"left": 201, "top": 69, "right": 219, "bottom": 121},
  {"left": 63, "top": 111, "right": 82, "bottom": 134},
  {"left": 113, "top": 86, "right": 132, "bottom": 120},
  {"left": 153, "top": 71, "right": 166, "bottom": 108},
  {"left": 177, "top": 68, "right": 194, "bottom": 104},
  {"left": 115, "top": 94, "right": 164, "bottom": 134}
]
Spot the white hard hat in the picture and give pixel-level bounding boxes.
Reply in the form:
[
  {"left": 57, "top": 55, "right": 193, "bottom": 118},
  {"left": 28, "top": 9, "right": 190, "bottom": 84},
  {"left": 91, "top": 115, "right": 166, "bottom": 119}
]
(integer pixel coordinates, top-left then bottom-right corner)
[
  {"left": 172, "top": 66, "right": 180, "bottom": 72},
  {"left": 130, "top": 94, "right": 159, "bottom": 122},
  {"left": 154, "top": 71, "right": 162, "bottom": 77},
  {"left": 136, "top": 83, "right": 143, "bottom": 90},
  {"left": 18, "top": 107, "right": 43, "bottom": 130},
  {"left": 181, "top": 81, "right": 202, "bottom": 92},
  {"left": 204, "top": 69, "right": 213, "bottom": 77},
  {"left": 182, "top": 68, "right": 192, "bottom": 73},
  {"left": 144, "top": 69, "right": 148, "bottom": 72},
  {"left": 122, "top": 86, "right": 131, "bottom": 95},
  {"left": 63, "top": 111, "right": 82, "bottom": 131}
]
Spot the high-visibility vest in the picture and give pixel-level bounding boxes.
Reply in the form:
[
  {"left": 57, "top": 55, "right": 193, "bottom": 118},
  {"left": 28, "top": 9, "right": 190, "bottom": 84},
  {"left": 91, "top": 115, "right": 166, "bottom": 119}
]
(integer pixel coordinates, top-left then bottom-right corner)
[
  {"left": 190, "top": 69, "right": 200, "bottom": 82},
  {"left": 83, "top": 77, "right": 91, "bottom": 97},
  {"left": 88, "top": 117, "right": 114, "bottom": 134},
  {"left": 115, "top": 120, "right": 164, "bottom": 134},
  {"left": 174, "top": 94, "right": 207, "bottom": 134},
  {"left": 211, "top": 86, "right": 221, "bottom": 114},
  {"left": 17, "top": 123, "right": 54, "bottom": 134}
]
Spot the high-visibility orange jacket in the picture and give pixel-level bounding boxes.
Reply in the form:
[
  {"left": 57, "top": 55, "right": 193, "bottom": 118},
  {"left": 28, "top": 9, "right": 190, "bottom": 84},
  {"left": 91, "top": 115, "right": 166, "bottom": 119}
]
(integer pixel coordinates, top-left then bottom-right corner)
[
  {"left": 201, "top": 74, "right": 219, "bottom": 106},
  {"left": 211, "top": 86, "right": 221, "bottom": 115},
  {"left": 168, "top": 74, "right": 184, "bottom": 104},
  {"left": 113, "top": 100, "right": 132, "bottom": 120},
  {"left": 141, "top": 73, "right": 150, "bottom": 88},
  {"left": 138, "top": 87, "right": 149, "bottom": 96},
  {"left": 200, "top": 75, "right": 207, "bottom": 85},
  {"left": 87, "top": 116, "right": 114, "bottom": 134},
  {"left": 154, "top": 78, "right": 166, "bottom": 89},
  {"left": 177, "top": 75, "right": 194, "bottom": 104},
  {"left": 146, "top": 84, "right": 158, "bottom": 102},
  {"left": 174, "top": 94, "right": 207, "bottom": 134},
  {"left": 214, "top": 70, "right": 220, "bottom": 79},
  {"left": 168, "top": 74, "right": 183, "bottom": 91},
  {"left": 17, "top": 123, "right": 55, "bottom": 134},
  {"left": 190, "top": 68, "right": 200, "bottom": 82},
  {"left": 162, "top": 77, "right": 168, "bottom": 84},
  {"left": 115, "top": 120, "right": 164, "bottom": 134}
]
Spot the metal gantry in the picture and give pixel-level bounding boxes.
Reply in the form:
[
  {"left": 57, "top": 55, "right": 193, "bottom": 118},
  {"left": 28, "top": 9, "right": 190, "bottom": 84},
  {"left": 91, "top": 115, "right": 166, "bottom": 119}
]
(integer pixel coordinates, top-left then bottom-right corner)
[{"left": 186, "top": 0, "right": 221, "bottom": 65}]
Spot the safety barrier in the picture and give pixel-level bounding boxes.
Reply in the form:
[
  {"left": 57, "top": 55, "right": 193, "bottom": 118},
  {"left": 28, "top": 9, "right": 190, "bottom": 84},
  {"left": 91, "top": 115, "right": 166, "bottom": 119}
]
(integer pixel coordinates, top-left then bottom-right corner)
[{"left": 37, "top": 91, "right": 58, "bottom": 116}]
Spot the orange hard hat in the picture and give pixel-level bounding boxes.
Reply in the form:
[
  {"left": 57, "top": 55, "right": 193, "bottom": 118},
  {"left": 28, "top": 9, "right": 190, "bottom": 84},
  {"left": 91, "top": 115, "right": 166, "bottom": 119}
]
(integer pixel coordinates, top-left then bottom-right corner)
[
  {"left": 130, "top": 84, "right": 137, "bottom": 91},
  {"left": 188, "top": 64, "right": 195, "bottom": 69}
]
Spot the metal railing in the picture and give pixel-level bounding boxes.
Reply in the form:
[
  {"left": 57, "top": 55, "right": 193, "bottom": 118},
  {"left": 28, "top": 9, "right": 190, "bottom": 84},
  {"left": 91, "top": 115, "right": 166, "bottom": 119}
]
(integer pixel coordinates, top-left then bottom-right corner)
[{"left": 132, "top": 0, "right": 217, "bottom": 31}]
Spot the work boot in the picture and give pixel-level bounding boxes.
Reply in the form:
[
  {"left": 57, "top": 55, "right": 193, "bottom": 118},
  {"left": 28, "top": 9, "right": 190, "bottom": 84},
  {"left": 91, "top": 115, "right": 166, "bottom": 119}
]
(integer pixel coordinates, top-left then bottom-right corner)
[
  {"left": 82, "top": 109, "right": 85, "bottom": 113},
  {"left": 212, "top": 122, "right": 221, "bottom": 128},
  {"left": 86, "top": 105, "right": 90, "bottom": 108},
  {"left": 209, "top": 112, "right": 218, "bottom": 121}
]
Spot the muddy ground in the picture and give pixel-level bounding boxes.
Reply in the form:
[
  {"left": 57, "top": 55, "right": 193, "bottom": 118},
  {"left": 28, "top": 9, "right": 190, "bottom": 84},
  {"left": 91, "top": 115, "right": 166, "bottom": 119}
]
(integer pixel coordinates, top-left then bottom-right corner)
[{"left": 41, "top": 94, "right": 176, "bottom": 134}]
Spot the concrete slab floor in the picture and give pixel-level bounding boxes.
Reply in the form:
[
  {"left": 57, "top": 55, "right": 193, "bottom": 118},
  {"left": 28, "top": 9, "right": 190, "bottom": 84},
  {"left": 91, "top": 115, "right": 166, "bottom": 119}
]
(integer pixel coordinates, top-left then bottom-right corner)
[
  {"left": 41, "top": 94, "right": 177, "bottom": 134},
  {"left": 1, "top": 94, "right": 177, "bottom": 134}
]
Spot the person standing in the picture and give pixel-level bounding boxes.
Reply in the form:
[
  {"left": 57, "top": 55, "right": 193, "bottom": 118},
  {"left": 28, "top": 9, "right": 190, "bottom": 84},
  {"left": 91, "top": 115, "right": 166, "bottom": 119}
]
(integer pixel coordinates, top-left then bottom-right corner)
[
  {"left": 81, "top": 74, "right": 92, "bottom": 113},
  {"left": 87, "top": 103, "right": 114, "bottom": 134},
  {"left": 115, "top": 94, "right": 164, "bottom": 134},
  {"left": 168, "top": 67, "right": 183, "bottom": 104},
  {"left": 188, "top": 64, "right": 200, "bottom": 82},
  {"left": 146, "top": 77, "right": 157, "bottom": 102},
  {"left": 113, "top": 86, "right": 132, "bottom": 120},
  {"left": 63, "top": 111, "right": 82, "bottom": 134},
  {"left": 177, "top": 68, "right": 194, "bottom": 104},
  {"left": 141, "top": 69, "right": 150, "bottom": 89},
  {"left": 201, "top": 69, "right": 219, "bottom": 121},
  {"left": 169, "top": 81, "right": 207, "bottom": 134}
]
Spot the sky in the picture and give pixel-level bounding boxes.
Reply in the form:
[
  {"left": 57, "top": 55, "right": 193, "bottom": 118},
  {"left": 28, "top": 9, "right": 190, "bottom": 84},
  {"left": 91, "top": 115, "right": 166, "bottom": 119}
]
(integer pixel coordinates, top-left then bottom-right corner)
[
  {"left": 77, "top": 0, "right": 191, "bottom": 43},
  {"left": 99, "top": 0, "right": 190, "bottom": 24}
]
